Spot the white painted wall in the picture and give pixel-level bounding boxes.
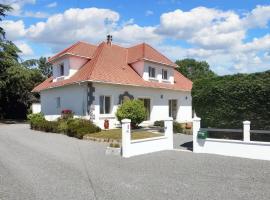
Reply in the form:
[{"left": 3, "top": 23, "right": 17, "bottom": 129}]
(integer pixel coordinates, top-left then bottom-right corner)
[
  {"left": 40, "top": 81, "right": 192, "bottom": 128},
  {"left": 40, "top": 83, "right": 88, "bottom": 120},
  {"left": 31, "top": 103, "right": 41, "bottom": 114},
  {"left": 131, "top": 60, "right": 174, "bottom": 84},
  {"left": 193, "top": 118, "right": 270, "bottom": 161},
  {"left": 92, "top": 82, "right": 192, "bottom": 128},
  {"left": 52, "top": 56, "right": 88, "bottom": 82},
  {"left": 121, "top": 118, "right": 173, "bottom": 158}
]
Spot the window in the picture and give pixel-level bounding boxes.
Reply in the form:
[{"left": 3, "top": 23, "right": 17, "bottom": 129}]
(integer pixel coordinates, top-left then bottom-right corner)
[
  {"left": 169, "top": 99, "right": 177, "bottom": 120},
  {"left": 59, "top": 63, "right": 64, "bottom": 76},
  {"left": 162, "top": 69, "right": 168, "bottom": 80},
  {"left": 100, "top": 96, "right": 111, "bottom": 114},
  {"left": 56, "top": 97, "right": 61, "bottom": 108},
  {"left": 148, "top": 66, "right": 156, "bottom": 78}
]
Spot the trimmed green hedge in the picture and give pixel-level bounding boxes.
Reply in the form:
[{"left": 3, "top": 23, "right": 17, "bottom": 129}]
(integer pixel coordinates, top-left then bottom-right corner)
[
  {"left": 28, "top": 113, "right": 101, "bottom": 139},
  {"left": 192, "top": 70, "right": 270, "bottom": 129}
]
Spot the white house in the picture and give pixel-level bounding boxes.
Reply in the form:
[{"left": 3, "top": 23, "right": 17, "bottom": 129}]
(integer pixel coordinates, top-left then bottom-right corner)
[{"left": 32, "top": 35, "right": 193, "bottom": 129}]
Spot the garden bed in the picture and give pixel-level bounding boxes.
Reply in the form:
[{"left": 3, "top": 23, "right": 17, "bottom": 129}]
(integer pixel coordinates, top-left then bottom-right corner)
[{"left": 84, "top": 129, "right": 162, "bottom": 143}]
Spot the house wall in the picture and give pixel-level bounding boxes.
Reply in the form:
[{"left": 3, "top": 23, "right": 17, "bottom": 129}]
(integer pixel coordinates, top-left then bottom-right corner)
[
  {"left": 40, "top": 83, "right": 88, "bottom": 121},
  {"left": 40, "top": 82, "right": 192, "bottom": 129},
  {"left": 92, "top": 82, "right": 192, "bottom": 129},
  {"left": 52, "top": 56, "right": 88, "bottom": 82},
  {"left": 131, "top": 60, "right": 174, "bottom": 84}
]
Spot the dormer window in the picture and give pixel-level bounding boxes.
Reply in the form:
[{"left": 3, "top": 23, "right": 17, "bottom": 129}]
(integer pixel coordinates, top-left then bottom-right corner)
[
  {"left": 59, "top": 63, "right": 64, "bottom": 76},
  {"left": 148, "top": 66, "right": 156, "bottom": 78},
  {"left": 162, "top": 69, "right": 168, "bottom": 80}
]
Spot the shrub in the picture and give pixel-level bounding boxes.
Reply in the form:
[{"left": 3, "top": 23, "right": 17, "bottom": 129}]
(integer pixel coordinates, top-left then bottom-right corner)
[
  {"left": 192, "top": 70, "right": 270, "bottom": 129},
  {"left": 173, "top": 121, "right": 183, "bottom": 133},
  {"left": 61, "top": 109, "right": 73, "bottom": 120},
  {"left": 27, "top": 113, "right": 45, "bottom": 129},
  {"left": 67, "top": 119, "right": 101, "bottom": 139},
  {"left": 153, "top": 120, "right": 183, "bottom": 133},
  {"left": 40, "top": 121, "right": 59, "bottom": 133},
  {"left": 57, "top": 118, "right": 69, "bottom": 133},
  {"left": 116, "top": 100, "right": 147, "bottom": 128},
  {"left": 154, "top": 120, "right": 164, "bottom": 127}
]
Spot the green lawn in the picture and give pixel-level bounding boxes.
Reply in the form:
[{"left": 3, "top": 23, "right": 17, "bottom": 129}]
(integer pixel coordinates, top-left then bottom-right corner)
[{"left": 87, "top": 129, "right": 162, "bottom": 140}]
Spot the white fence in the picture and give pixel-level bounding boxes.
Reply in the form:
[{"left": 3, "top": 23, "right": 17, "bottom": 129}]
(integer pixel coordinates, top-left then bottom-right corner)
[
  {"left": 121, "top": 118, "right": 173, "bottom": 158},
  {"left": 193, "top": 117, "right": 270, "bottom": 161}
]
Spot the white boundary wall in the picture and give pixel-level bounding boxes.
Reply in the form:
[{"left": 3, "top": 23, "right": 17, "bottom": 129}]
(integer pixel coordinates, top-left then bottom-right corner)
[
  {"left": 121, "top": 118, "right": 173, "bottom": 158},
  {"left": 193, "top": 117, "right": 270, "bottom": 161}
]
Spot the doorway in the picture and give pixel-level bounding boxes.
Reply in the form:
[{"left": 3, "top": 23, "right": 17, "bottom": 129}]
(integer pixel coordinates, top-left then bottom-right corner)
[
  {"left": 169, "top": 99, "right": 177, "bottom": 120},
  {"left": 139, "top": 98, "right": 151, "bottom": 120}
]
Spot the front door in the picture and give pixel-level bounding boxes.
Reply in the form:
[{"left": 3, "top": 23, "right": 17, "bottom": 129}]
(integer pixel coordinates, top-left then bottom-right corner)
[
  {"left": 169, "top": 99, "right": 177, "bottom": 120},
  {"left": 139, "top": 98, "right": 151, "bottom": 120}
]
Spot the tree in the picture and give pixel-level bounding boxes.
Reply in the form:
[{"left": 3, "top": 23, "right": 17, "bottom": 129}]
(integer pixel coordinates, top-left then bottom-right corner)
[
  {"left": 22, "top": 57, "right": 52, "bottom": 77},
  {"left": 116, "top": 100, "right": 147, "bottom": 128},
  {"left": 0, "top": 4, "right": 44, "bottom": 119},
  {"left": 175, "top": 58, "right": 216, "bottom": 81}
]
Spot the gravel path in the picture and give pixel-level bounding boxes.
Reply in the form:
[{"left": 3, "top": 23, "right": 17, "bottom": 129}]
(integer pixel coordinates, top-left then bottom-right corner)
[{"left": 0, "top": 124, "right": 270, "bottom": 200}]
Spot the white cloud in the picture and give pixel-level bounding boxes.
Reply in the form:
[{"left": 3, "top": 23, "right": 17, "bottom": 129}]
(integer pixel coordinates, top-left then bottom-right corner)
[
  {"left": 46, "top": 2, "right": 57, "bottom": 8},
  {"left": 2, "top": 5, "right": 270, "bottom": 75},
  {"left": 145, "top": 10, "right": 154, "bottom": 16},
  {"left": 1, "top": 0, "right": 36, "bottom": 16},
  {"left": 14, "top": 41, "right": 34, "bottom": 56},
  {"left": 0, "top": 20, "right": 26, "bottom": 40},
  {"left": 27, "top": 8, "right": 120, "bottom": 45}
]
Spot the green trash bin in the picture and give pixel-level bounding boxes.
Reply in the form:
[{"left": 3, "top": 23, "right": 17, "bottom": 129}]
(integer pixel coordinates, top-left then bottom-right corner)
[{"left": 197, "top": 130, "right": 208, "bottom": 139}]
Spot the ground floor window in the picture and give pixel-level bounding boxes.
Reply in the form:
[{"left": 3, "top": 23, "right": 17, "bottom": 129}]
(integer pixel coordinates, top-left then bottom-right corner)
[
  {"left": 100, "top": 96, "right": 111, "bottom": 114},
  {"left": 169, "top": 99, "right": 177, "bottom": 120},
  {"left": 56, "top": 97, "right": 61, "bottom": 108},
  {"left": 139, "top": 98, "right": 151, "bottom": 120}
]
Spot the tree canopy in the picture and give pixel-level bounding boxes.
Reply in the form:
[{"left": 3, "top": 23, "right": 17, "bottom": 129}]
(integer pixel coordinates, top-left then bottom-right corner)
[
  {"left": 0, "top": 4, "right": 44, "bottom": 119},
  {"left": 175, "top": 58, "right": 216, "bottom": 81}
]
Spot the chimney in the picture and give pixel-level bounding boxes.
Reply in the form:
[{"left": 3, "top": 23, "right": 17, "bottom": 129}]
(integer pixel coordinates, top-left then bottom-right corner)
[{"left": 107, "top": 35, "right": 112, "bottom": 45}]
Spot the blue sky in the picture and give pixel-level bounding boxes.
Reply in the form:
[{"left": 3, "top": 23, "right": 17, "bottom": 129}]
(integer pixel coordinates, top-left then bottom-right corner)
[{"left": 1, "top": 0, "right": 270, "bottom": 75}]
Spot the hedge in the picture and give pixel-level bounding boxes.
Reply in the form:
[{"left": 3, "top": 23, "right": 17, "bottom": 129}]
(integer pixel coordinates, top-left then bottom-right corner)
[
  {"left": 28, "top": 113, "right": 101, "bottom": 139},
  {"left": 192, "top": 70, "right": 270, "bottom": 130}
]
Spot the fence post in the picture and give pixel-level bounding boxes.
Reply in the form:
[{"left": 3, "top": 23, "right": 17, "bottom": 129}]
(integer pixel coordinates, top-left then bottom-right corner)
[
  {"left": 193, "top": 117, "right": 201, "bottom": 152},
  {"left": 243, "top": 121, "right": 250, "bottom": 142},
  {"left": 121, "top": 119, "right": 131, "bottom": 158},
  {"left": 164, "top": 117, "right": 173, "bottom": 149}
]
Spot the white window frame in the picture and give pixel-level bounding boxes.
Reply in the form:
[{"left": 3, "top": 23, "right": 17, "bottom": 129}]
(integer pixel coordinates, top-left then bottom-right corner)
[{"left": 100, "top": 95, "right": 111, "bottom": 114}]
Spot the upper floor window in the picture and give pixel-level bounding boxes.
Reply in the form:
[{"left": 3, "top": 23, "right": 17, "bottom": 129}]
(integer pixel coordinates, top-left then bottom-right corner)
[
  {"left": 148, "top": 66, "right": 156, "bottom": 78},
  {"left": 162, "top": 69, "right": 168, "bottom": 80},
  {"left": 59, "top": 63, "right": 64, "bottom": 76},
  {"left": 100, "top": 95, "right": 111, "bottom": 114}
]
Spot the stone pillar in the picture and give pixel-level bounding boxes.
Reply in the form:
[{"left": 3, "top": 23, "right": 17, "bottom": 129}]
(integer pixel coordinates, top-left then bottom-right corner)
[
  {"left": 243, "top": 121, "right": 251, "bottom": 142},
  {"left": 121, "top": 119, "right": 131, "bottom": 158},
  {"left": 164, "top": 117, "right": 173, "bottom": 149},
  {"left": 193, "top": 117, "right": 201, "bottom": 153}
]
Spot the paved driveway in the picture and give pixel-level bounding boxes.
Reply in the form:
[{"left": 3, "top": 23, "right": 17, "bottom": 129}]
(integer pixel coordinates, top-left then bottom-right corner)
[{"left": 1, "top": 124, "right": 270, "bottom": 200}]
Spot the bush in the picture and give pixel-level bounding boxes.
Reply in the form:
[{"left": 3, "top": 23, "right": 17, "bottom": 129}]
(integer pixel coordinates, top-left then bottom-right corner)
[
  {"left": 27, "top": 113, "right": 45, "bottom": 129},
  {"left": 154, "top": 120, "right": 164, "bottom": 127},
  {"left": 67, "top": 119, "right": 101, "bottom": 139},
  {"left": 153, "top": 120, "right": 183, "bottom": 133},
  {"left": 192, "top": 70, "right": 270, "bottom": 129},
  {"left": 57, "top": 118, "right": 69, "bottom": 133},
  {"left": 61, "top": 109, "right": 73, "bottom": 120},
  {"left": 173, "top": 121, "right": 183, "bottom": 133},
  {"left": 39, "top": 120, "right": 59, "bottom": 133},
  {"left": 116, "top": 100, "right": 147, "bottom": 128}
]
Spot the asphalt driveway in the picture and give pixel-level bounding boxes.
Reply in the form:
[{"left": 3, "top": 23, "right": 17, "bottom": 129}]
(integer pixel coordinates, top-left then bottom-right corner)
[{"left": 0, "top": 124, "right": 270, "bottom": 200}]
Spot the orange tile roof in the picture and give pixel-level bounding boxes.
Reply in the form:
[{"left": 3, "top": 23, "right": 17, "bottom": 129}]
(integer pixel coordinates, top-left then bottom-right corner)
[
  {"left": 33, "top": 41, "right": 192, "bottom": 92},
  {"left": 48, "top": 41, "right": 97, "bottom": 62}
]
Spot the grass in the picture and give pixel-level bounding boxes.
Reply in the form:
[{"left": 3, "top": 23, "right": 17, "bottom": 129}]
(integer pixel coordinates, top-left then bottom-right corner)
[{"left": 87, "top": 128, "right": 162, "bottom": 140}]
